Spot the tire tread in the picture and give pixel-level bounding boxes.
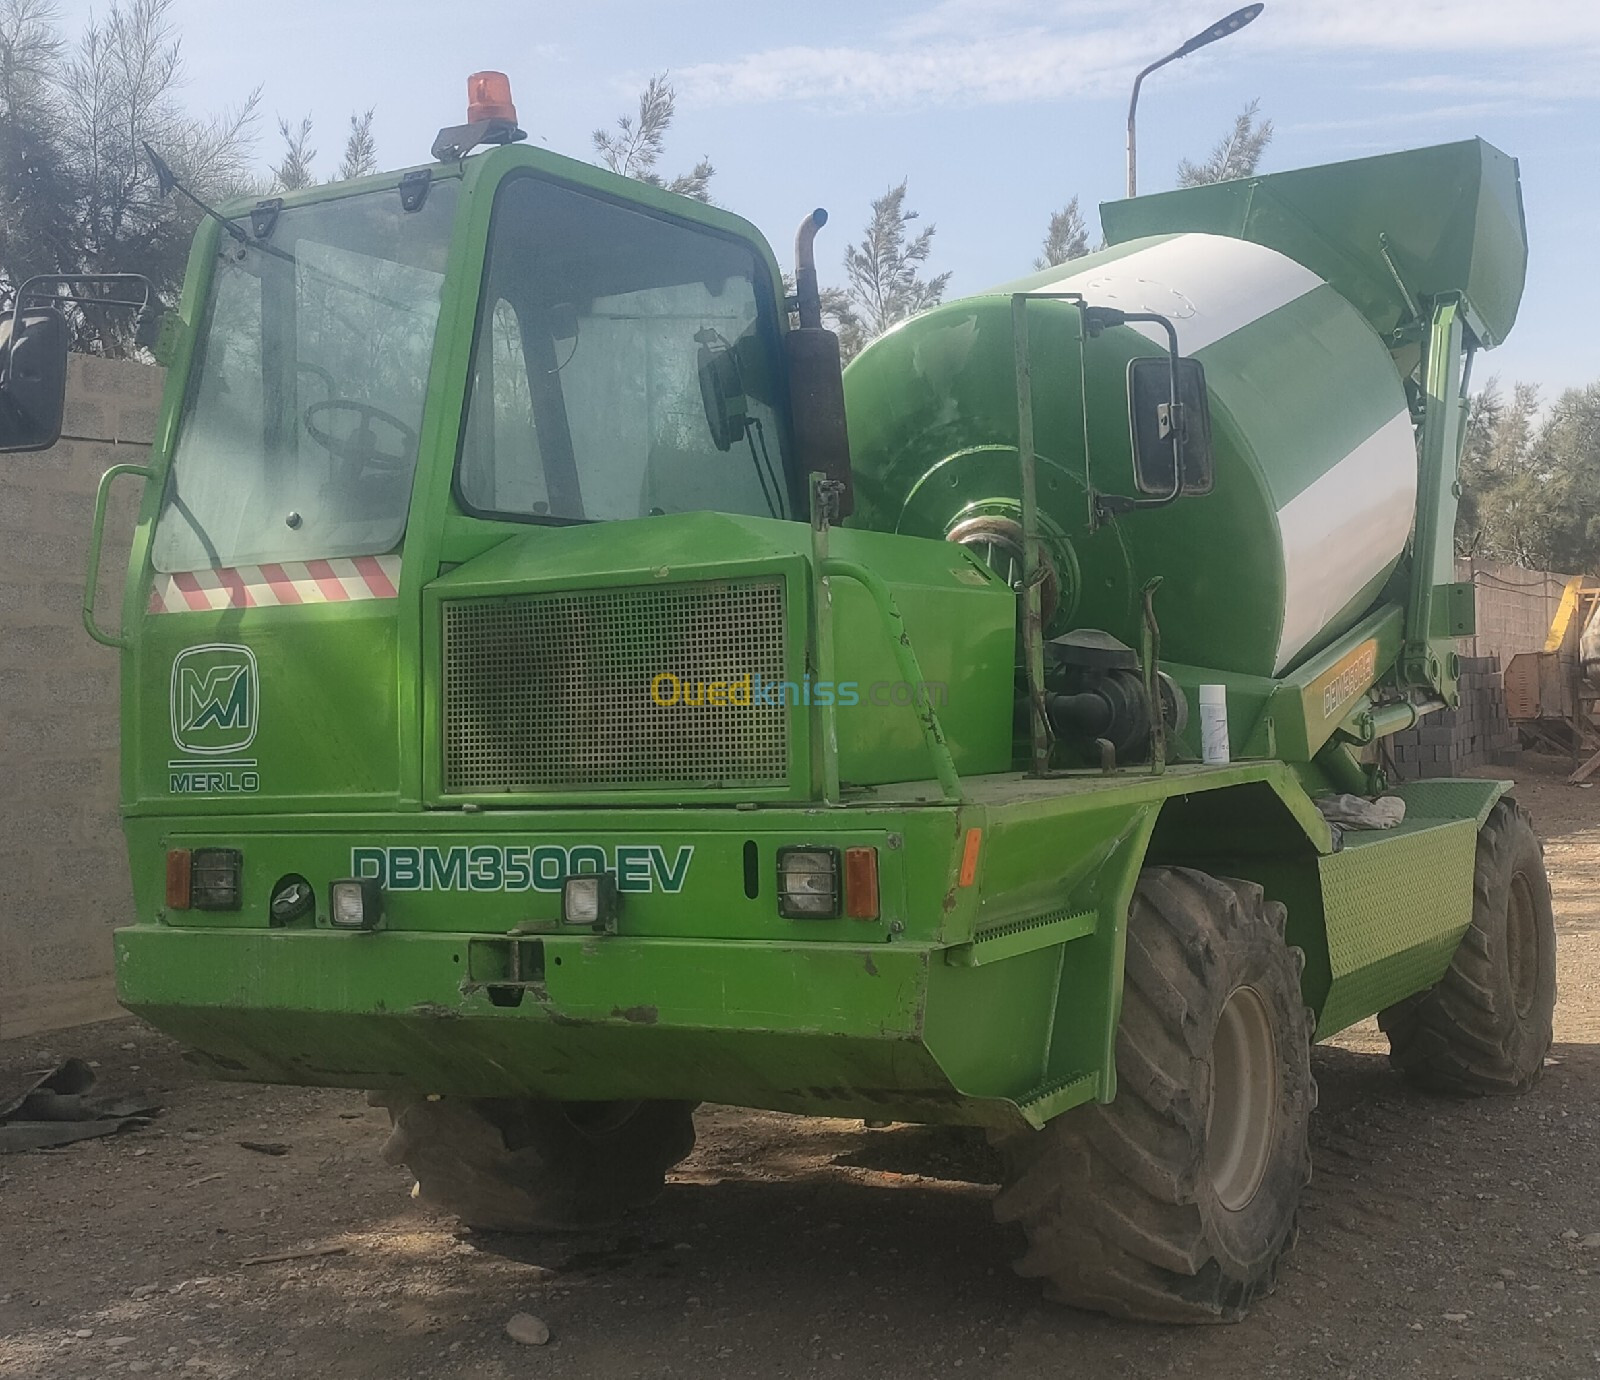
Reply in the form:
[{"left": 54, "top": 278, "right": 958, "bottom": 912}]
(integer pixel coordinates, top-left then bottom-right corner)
[
  {"left": 994, "top": 867, "right": 1313, "bottom": 1323},
  {"left": 1379, "top": 799, "right": 1556, "bottom": 1095}
]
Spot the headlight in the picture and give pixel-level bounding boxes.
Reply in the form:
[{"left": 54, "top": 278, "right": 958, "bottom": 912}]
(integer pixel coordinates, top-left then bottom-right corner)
[
  {"left": 777, "top": 847, "right": 840, "bottom": 919},
  {"left": 190, "top": 848, "right": 242, "bottom": 911},
  {"left": 329, "top": 877, "right": 383, "bottom": 931},
  {"left": 562, "top": 872, "right": 618, "bottom": 930}
]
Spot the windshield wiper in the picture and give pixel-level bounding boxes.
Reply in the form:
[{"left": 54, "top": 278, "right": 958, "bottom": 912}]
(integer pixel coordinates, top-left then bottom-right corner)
[
  {"left": 144, "top": 143, "right": 251, "bottom": 244},
  {"left": 143, "top": 143, "right": 293, "bottom": 264}
]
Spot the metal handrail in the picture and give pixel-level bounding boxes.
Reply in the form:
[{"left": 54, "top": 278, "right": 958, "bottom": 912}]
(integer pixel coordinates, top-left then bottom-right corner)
[{"left": 83, "top": 463, "right": 152, "bottom": 649}]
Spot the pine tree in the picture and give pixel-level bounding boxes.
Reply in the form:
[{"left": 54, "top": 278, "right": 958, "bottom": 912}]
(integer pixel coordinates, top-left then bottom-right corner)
[
  {"left": 0, "top": 0, "right": 74, "bottom": 295},
  {"left": 271, "top": 107, "right": 379, "bottom": 190},
  {"left": 271, "top": 114, "right": 315, "bottom": 190},
  {"left": 593, "top": 73, "right": 713, "bottom": 203},
  {"left": 1177, "top": 98, "right": 1273, "bottom": 187},
  {"left": 1036, "top": 195, "right": 1091, "bottom": 269},
  {"left": 843, "top": 180, "right": 951, "bottom": 348},
  {"left": 32, "top": 0, "right": 260, "bottom": 352},
  {"left": 338, "top": 107, "right": 376, "bottom": 181}
]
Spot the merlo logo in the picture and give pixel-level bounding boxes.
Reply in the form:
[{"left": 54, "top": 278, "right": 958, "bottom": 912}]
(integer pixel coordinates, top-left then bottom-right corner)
[{"left": 170, "top": 644, "right": 259, "bottom": 754}]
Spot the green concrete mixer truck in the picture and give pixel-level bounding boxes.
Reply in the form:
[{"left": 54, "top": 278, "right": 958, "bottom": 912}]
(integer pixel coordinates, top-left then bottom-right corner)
[{"left": 0, "top": 72, "right": 1551, "bottom": 1321}]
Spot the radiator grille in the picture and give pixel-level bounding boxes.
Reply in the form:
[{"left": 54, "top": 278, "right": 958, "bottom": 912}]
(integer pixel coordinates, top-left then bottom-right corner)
[{"left": 442, "top": 578, "right": 789, "bottom": 792}]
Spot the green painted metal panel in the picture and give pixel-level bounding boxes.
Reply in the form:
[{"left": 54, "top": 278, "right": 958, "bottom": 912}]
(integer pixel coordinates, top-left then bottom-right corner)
[
  {"left": 1189, "top": 285, "right": 1407, "bottom": 511},
  {"left": 1388, "top": 777, "right": 1508, "bottom": 829},
  {"left": 1100, "top": 139, "right": 1528, "bottom": 351},
  {"left": 1316, "top": 818, "right": 1477, "bottom": 1037},
  {"left": 131, "top": 603, "right": 404, "bottom": 812},
  {"left": 947, "top": 906, "right": 1097, "bottom": 967},
  {"left": 825, "top": 530, "right": 1015, "bottom": 784},
  {"left": 1405, "top": 297, "right": 1471, "bottom": 704},
  {"left": 1161, "top": 604, "right": 1405, "bottom": 765},
  {"left": 121, "top": 804, "right": 969, "bottom": 944},
  {"left": 417, "top": 512, "right": 1013, "bottom": 801},
  {"left": 115, "top": 926, "right": 982, "bottom": 1123}
]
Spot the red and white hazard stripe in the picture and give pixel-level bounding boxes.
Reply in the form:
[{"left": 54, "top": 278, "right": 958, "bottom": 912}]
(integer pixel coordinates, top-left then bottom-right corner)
[{"left": 148, "top": 555, "right": 401, "bottom": 614}]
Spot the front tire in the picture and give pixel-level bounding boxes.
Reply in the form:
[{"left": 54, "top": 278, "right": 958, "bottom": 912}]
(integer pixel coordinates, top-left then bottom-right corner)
[
  {"left": 375, "top": 1096, "right": 697, "bottom": 1231},
  {"left": 993, "top": 868, "right": 1315, "bottom": 1323},
  {"left": 1379, "top": 798, "right": 1556, "bottom": 1094}
]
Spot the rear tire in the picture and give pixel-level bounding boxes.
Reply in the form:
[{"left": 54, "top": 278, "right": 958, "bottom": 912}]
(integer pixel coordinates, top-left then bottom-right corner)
[
  {"left": 1379, "top": 798, "right": 1555, "bottom": 1095},
  {"left": 375, "top": 1096, "right": 697, "bottom": 1231},
  {"left": 993, "top": 867, "right": 1314, "bottom": 1323}
]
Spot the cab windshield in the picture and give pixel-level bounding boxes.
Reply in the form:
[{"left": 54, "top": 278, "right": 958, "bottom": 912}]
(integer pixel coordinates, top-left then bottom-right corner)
[
  {"left": 458, "top": 175, "right": 792, "bottom": 524},
  {"left": 153, "top": 182, "right": 457, "bottom": 573}
]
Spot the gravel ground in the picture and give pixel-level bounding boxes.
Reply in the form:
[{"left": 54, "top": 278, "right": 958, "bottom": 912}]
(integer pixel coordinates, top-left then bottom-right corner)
[{"left": 2, "top": 757, "right": 1598, "bottom": 1379}]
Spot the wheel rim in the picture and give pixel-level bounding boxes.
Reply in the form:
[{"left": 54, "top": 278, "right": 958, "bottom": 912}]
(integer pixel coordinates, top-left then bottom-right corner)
[
  {"left": 1506, "top": 871, "right": 1540, "bottom": 1020},
  {"left": 1206, "top": 985, "right": 1279, "bottom": 1212}
]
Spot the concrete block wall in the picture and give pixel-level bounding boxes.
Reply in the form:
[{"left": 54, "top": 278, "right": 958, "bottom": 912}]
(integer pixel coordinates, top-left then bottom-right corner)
[
  {"left": 1458, "top": 557, "right": 1574, "bottom": 664},
  {"left": 0, "top": 356, "right": 162, "bottom": 1038},
  {"left": 1388, "top": 654, "right": 1519, "bottom": 780},
  {"left": 1387, "top": 562, "right": 1575, "bottom": 781}
]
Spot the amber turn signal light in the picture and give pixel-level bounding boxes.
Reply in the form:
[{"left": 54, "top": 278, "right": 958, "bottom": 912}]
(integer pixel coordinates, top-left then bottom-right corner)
[
  {"left": 844, "top": 847, "right": 880, "bottom": 920},
  {"left": 165, "top": 849, "right": 192, "bottom": 910},
  {"left": 959, "top": 828, "right": 982, "bottom": 887}
]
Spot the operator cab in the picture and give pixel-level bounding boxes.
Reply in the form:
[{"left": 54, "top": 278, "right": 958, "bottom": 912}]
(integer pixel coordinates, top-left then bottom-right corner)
[
  {"left": 152, "top": 187, "right": 458, "bottom": 575},
  {"left": 457, "top": 174, "right": 793, "bottom": 526}
]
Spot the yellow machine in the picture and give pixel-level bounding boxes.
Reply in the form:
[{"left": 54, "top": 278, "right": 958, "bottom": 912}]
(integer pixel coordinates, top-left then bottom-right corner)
[{"left": 1504, "top": 577, "right": 1600, "bottom": 780}]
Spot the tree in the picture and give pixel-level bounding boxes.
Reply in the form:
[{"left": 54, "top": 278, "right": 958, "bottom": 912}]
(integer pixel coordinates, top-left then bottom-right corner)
[
  {"left": 1535, "top": 385, "right": 1600, "bottom": 571},
  {"left": 271, "top": 107, "right": 379, "bottom": 190},
  {"left": 782, "top": 270, "right": 864, "bottom": 361},
  {"left": 593, "top": 73, "right": 713, "bottom": 203},
  {"left": 1178, "top": 98, "right": 1273, "bottom": 187},
  {"left": 271, "top": 114, "right": 315, "bottom": 191},
  {"left": 1458, "top": 379, "right": 1600, "bottom": 573},
  {"left": 0, "top": 0, "right": 260, "bottom": 353},
  {"left": 0, "top": 0, "right": 74, "bottom": 295},
  {"left": 1036, "top": 195, "right": 1091, "bottom": 270},
  {"left": 338, "top": 107, "right": 376, "bottom": 181},
  {"left": 842, "top": 180, "right": 951, "bottom": 352}
]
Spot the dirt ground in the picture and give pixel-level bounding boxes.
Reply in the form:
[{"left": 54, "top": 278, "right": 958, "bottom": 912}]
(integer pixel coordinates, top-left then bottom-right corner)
[{"left": 4, "top": 757, "right": 1600, "bottom": 1379}]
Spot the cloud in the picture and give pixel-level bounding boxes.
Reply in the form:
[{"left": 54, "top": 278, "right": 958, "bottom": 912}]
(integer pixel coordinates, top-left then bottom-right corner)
[
  {"left": 1264, "top": 0, "right": 1600, "bottom": 53},
  {"left": 675, "top": 0, "right": 1600, "bottom": 111},
  {"left": 1289, "top": 100, "right": 1562, "bottom": 135},
  {"left": 1376, "top": 65, "right": 1598, "bottom": 105},
  {"left": 678, "top": 30, "right": 1149, "bottom": 109},
  {"left": 887, "top": 0, "right": 1136, "bottom": 42}
]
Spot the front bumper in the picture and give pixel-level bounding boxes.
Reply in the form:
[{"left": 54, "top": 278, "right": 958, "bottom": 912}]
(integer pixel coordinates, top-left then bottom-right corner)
[{"left": 116, "top": 924, "right": 1044, "bottom": 1126}]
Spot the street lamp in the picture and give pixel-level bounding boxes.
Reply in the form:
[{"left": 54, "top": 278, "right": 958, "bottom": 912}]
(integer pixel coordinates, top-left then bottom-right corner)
[{"left": 1126, "top": 4, "right": 1264, "bottom": 199}]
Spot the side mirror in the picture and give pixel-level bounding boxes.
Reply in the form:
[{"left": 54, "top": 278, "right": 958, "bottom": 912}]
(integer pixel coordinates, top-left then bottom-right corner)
[
  {"left": 696, "top": 329, "right": 749, "bottom": 453},
  {"left": 785, "top": 325, "right": 854, "bottom": 518},
  {"left": 1128, "top": 355, "right": 1213, "bottom": 497},
  {"left": 0, "top": 308, "right": 69, "bottom": 453}
]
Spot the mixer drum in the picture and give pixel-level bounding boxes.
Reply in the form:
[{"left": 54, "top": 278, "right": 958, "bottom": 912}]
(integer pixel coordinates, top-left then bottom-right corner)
[{"left": 845, "top": 232, "right": 1420, "bottom": 678}]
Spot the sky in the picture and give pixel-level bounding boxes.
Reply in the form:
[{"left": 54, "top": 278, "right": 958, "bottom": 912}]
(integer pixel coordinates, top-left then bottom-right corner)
[{"left": 55, "top": 0, "right": 1600, "bottom": 395}]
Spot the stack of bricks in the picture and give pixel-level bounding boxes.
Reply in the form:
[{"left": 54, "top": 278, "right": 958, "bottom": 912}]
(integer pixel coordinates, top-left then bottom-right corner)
[{"left": 1387, "top": 654, "right": 1519, "bottom": 779}]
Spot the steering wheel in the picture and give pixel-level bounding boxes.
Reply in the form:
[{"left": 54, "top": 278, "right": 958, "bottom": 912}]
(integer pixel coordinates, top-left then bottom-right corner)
[
  {"left": 297, "top": 361, "right": 337, "bottom": 401},
  {"left": 303, "top": 399, "right": 417, "bottom": 476}
]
